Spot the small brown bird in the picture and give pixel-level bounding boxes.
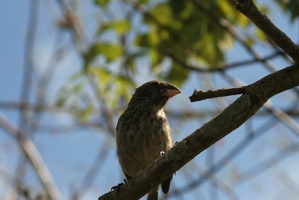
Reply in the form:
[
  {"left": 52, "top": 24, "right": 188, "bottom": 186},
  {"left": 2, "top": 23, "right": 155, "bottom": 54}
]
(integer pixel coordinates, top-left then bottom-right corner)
[{"left": 116, "top": 80, "right": 181, "bottom": 200}]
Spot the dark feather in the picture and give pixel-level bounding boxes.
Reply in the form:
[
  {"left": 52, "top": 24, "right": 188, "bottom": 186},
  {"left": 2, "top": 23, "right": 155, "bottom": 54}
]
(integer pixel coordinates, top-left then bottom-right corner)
[{"left": 162, "top": 175, "right": 173, "bottom": 194}]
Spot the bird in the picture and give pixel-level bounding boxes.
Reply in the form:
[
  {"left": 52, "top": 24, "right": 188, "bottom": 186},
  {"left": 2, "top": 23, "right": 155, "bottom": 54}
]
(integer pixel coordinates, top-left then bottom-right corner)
[{"left": 116, "top": 80, "right": 181, "bottom": 200}]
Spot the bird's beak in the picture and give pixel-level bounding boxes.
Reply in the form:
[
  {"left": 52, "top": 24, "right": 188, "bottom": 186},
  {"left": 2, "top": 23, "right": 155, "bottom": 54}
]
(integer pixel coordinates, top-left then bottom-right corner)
[{"left": 164, "top": 85, "right": 181, "bottom": 98}]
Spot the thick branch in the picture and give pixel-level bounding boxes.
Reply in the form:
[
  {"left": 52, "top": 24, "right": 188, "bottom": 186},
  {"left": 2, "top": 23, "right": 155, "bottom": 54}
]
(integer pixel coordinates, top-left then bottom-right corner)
[
  {"left": 99, "top": 64, "right": 299, "bottom": 199},
  {"left": 236, "top": 0, "right": 299, "bottom": 63}
]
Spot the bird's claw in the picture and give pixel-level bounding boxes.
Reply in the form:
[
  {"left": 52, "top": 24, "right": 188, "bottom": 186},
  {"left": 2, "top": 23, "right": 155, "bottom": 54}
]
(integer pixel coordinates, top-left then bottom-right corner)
[
  {"left": 111, "top": 179, "right": 127, "bottom": 192},
  {"left": 111, "top": 183, "right": 124, "bottom": 192}
]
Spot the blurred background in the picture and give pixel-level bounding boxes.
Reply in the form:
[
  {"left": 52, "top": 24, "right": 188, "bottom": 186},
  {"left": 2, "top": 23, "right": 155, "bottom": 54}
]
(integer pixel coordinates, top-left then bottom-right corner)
[{"left": 1, "top": 0, "right": 299, "bottom": 199}]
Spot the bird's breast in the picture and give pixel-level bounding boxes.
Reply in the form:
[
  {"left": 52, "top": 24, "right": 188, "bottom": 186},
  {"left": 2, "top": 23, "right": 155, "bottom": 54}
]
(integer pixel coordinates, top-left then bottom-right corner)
[{"left": 116, "top": 108, "right": 173, "bottom": 174}]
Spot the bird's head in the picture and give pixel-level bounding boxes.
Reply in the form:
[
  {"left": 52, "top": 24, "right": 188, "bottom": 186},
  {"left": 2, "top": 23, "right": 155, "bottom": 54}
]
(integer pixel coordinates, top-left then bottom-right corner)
[{"left": 129, "top": 80, "right": 181, "bottom": 109}]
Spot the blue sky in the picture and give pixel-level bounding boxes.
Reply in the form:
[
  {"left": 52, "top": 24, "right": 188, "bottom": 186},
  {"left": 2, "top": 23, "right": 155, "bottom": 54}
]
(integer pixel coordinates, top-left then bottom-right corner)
[{"left": 1, "top": 1, "right": 299, "bottom": 200}]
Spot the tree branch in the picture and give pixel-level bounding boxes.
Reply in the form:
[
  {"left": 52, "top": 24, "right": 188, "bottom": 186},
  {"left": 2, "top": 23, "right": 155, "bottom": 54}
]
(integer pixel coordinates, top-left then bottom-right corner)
[
  {"left": 168, "top": 117, "right": 276, "bottom": 197},
  {"left": 189, "top": 86, "right": 247, "bottom": 102},
  {"left": 222, "top": 72, "right": 299, "bottom": 136},
  {"left": 235, "top": 142, "right": 299, "bottom": 184},
  {"left": 98, "top": 64, "right": 299, "bottom": 199},
  {"left": 191, "top": 0, "right": 293, "bottom": 73},
  {"left": 236, "top": 0, "right": 299, "bottom": 63},
  {"left": 167, "top": 51, "right": 285, "bottom": 72},
  {"left": 0, "top": 113, "right": 63, "bottom": 200}
]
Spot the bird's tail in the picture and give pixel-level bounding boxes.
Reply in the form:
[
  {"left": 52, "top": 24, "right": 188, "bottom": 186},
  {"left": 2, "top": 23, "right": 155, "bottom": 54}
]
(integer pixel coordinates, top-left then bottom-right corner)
[
  {"left": 162, "top": 175, "right": 172, "bottom": 194},
  {"left": 147, "top": 187, "right": 158, "bottom": 200}
]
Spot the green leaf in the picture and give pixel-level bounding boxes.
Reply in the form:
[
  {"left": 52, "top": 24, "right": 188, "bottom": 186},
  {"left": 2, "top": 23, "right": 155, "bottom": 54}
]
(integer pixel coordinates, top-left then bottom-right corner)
[
  {"left": 55, "top": 81, "right": 85, "bottom": 107},
  {"left": 287, "top": 0, "right": 299, "bottom": 21},
  {"left": 80, "top": 106, "right": 93, "bottom": 122},
  {"left": 94, "top": 0, "right": 109, "bottom": 8},
  {"left": 149, "top": 49, "right": 163, "bottom": 66},
  {"left": 113, "top": 76, "right": 135, "bottom": 106},
  {"left": 169, "top": 0, "right": 187, "bottom": 16},
  {"left": 98, "top": 20, "right": 131, "bottom": 36},
  {"left": 84, "top": 42, "right": 124, "bottom": 66},
  {"left": 148, "top": 3, "right": 173, "bottom": 25},
  {"left": 135, "top": 27, "right": 160, "bottom": 47},
  {"left": 164, "top": 62, "right": 189, "bottom": 87},
  {"left": 275, "top": 0, "right": 299, "bottom": 21},
  {"left": 87, "top": 66, "right": 135, "bottom": 108},
  {"left": 88, "top": 66, "right": 111, "bottom": 84}
]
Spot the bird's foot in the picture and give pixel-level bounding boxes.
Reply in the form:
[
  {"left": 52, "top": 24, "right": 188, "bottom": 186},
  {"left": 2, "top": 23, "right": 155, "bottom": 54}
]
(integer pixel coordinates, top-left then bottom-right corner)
[
  {"left": 111, "top": 179, "right": 127, "bottom": 192},
  {"left": 111, "top": 183, "right": 123, "bottom": 192}
]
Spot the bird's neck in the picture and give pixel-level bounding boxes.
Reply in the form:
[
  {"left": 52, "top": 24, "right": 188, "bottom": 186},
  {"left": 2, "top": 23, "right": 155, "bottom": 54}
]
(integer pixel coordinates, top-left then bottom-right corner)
[{"left": 128, "top": 101, "right": 165, "bottom": 113}]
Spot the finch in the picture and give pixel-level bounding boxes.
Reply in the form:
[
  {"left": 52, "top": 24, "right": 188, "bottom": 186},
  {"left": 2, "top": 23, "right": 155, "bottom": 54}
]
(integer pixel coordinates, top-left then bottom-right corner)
[{"left": 116, "top": 80, "right": 181, "bottom": 200}]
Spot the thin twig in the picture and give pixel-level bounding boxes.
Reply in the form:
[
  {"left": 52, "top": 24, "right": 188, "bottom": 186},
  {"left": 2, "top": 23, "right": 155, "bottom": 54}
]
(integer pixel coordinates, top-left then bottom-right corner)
[
  {"left": 235, "top": 143, "right": 299, "bottom": 184},
  {"left": 72, "top": 143, "right": 110, "bottom": 199},
  {"left": 0, "top": 113, "right": 63, "bottom": 200},
  {"left": 167, "top": 51, "right": 284, "bottom": 72},
  {"left": 15, "top": 1, "right": 40, "bottom": 199},
  {"left": 19, "top": 0, "right": 38, "bottom": 124},
  {"left": 189, "top": 86, "right": 247, "bottom": 102}
]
